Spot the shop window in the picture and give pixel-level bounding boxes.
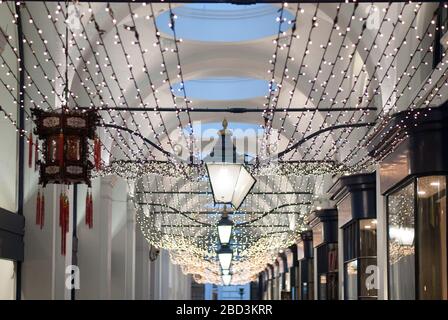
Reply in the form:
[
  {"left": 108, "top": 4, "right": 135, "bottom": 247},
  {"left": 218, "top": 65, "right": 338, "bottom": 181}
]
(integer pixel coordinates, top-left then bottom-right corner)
[
  {"left": 417, "top": 176, "right": 447, "bottom": 299},
  {"left": 359, "top": 220, "right": 378, "bottom": 299},
  {"left": 345, "top": 260, "right": 358, "bottom": 300},
  {"left": 388, "top": 182, "right": 416, "bottom": 299},
  {"left": 360, "top": 219, "right": 377, "bottom": 257},
  {"left": 317, "top": 244, "right": 338, "bottom": 300},
  {"left": 343, "top": 222, "right": 358, "bottom": 261},
  {"left": 343, "top": 219, "right": 378, "bottom": 300},
  {"left": 388, "top": 176, "right": 448, "bottom": 300},
  {"left": 298, "top": 258, "right": 314, "bottom": 300},
  {"left": 359, "top": 257, "right": 378, "bottom": 299}
]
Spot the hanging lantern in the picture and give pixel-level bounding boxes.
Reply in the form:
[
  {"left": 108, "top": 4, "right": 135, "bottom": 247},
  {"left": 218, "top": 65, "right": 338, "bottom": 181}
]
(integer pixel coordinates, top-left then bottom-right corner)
[
  {"left": 31, "top": 108, "right": 100, "bottom": 186},
  {"left": 222, "top": 274, "right": 232, "bottom": 286},
  {"left": 204, "top": 119, "right": 256, "bottom": 210},
  {"left": 221, "top": 269, "right": 230, "bottom": 276},
  {"left": 217, "top": 205, "right": 234, "bottom": 245},
  {"left": 217, "top": 244, "right": 233, "bottom": 270},
  {"left": 32, "top": 108, "right": 99, "bottom": 255}
]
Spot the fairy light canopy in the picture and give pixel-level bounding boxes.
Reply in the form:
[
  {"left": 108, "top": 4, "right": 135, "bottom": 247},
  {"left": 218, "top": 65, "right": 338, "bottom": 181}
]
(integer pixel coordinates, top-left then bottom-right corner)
[{"left": 2, "top": 1, "right": 448, "bottom": 284}]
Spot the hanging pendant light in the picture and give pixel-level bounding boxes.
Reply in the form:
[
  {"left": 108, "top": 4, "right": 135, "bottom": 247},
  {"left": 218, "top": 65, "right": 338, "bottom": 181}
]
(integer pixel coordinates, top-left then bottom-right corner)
[
  {"left": 204, "top": 119, "right": 256, "bottom": 210},
  {"left": 217, "top": 205, "right": 234, "bottom": 245},
  {"left": 222, "top": 274, "right": 232, "bottom": 286},
  {"left": 217, "top": 244, "right": 233, "bottom": 270},
  {"left": 221, "top": 269, "right": 230, "bottom": 276}
]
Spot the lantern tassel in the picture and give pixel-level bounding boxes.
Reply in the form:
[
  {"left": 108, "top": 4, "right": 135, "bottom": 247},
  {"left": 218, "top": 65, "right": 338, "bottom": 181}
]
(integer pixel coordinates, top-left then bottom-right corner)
[
  {"left": 88, "top": 191, "right": 93, "bottom": 229},
  {"left": 59, "top": 191, "right": 63, "bottom": 227},
  {"left": 85, "top": 190, "right": 90, "bottom": 227},
  {"left": 94, "top": 136, "right": 101, "bottom": 171},
  {"left": 60, "top": 191, "right": 64, "bottom": 255},
  {"left": 28, "top": 133, "right": 33, "bottom": 168},
  {"left": 34, "top": 138, "right": 39, "bottom": 171},
  {"left": 65, "top": 194, "right": 70, "bottom": 255},
  {"left": 61, "top": 193, "right": 69, "bottom": 256}
]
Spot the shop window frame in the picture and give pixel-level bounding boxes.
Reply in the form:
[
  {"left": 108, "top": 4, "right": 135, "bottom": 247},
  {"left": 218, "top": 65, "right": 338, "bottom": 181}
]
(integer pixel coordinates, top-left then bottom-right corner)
[
  {"left": 386, "top": 173, "right": 448, "bottom": 300},
  {"left": 343, "top": 220, "right": 378, "bottom": 300}
]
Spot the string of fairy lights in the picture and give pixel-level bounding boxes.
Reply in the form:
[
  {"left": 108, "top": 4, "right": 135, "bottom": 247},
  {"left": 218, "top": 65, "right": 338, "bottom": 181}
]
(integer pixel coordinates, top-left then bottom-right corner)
[
  {"left": 287, "top": 2, "right": 391, "bottom": 162},
  {"left": 1, "top": 1, "right": 448, "bottom": 284},
  {"left": 321, "top": 2, "right": 431, "bottom": 165},
  {"left": 314, "top": 2, "right": 448, "bottom": 170},
  {"left": 281, "top": 3, "right": 394, "bottom": 164},
  {"left": 343, "top": 3, "right": 448, "bottom": 167},
  {"left": 11, "top": 1, "right": 148, "bottom": 163}
]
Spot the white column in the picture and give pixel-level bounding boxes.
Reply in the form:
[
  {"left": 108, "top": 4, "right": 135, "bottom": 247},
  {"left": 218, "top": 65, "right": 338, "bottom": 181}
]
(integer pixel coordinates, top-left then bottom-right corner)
[
  {"left": 161, "top": 250, "right": 170, "bottom": 299},
  {"left": 149, "top": 257, "right": 156, "bottom": 299},
  {"left": 22, "top": 184, "right": 73, "bottom": 300},
  {"left": 124, "top": 195, "right": 136, "bottom": 300},
  {"left": 376, "top": 168, "right": 388, "bottom": 300},
  {"left": 135, "top": 225, "right": 151, "bottom": 300},
  {"left": 76, "top": 177, "right": 113, "bottom": 299},
  {"left": 110, "top": 177, "right": 129, "bottom": 299},
  {"left": 153, "top": 250, "right": 161, "bottom": 300}
]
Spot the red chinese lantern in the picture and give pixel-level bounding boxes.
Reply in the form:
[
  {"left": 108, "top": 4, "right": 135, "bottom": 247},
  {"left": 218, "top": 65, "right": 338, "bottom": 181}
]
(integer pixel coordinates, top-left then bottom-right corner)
[{"left": 32, "top": 108, "right": 100, "bottom": 255}]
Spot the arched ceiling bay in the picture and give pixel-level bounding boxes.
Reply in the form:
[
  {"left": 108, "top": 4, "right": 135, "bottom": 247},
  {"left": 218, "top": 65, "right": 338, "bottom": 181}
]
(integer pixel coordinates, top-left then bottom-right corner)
[{"left": 16, "top": 1, "right": 446, "bottom": 284}]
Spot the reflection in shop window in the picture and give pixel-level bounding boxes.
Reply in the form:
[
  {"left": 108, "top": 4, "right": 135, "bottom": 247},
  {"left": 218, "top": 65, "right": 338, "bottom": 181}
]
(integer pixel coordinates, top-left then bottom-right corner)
[
  {"left": 388, "top": 184, "right": 415, "bottom": 300},
  {"left": 388, "top": 182, "right": 415, "bottom": 299},
  {"left": 388, "top": 176, "right": 448, "bottom": 300},
  {"left": 417, "top": 176, "right": 447, "bottom": 300}
]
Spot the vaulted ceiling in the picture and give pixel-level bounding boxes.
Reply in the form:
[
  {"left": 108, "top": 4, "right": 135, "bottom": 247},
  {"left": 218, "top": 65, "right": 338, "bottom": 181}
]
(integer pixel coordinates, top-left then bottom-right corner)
[{"left": 3, "top": 1, "right": 447, "bottom": 284}]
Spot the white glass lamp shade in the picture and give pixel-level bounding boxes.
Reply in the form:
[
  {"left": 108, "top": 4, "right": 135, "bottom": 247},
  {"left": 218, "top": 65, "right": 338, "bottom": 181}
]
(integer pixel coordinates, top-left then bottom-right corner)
[
  {"left": 217, "top": 245, "right": 233, "bottom": 270},
  {"left": 217, "top": 216, "right": 234, "bottom": 245},
  {"left": 206, "top": 163, "right": 256, "bottom": 210},
  {"left": 222, "top": 274, "right": 232, "bottom": 286}
]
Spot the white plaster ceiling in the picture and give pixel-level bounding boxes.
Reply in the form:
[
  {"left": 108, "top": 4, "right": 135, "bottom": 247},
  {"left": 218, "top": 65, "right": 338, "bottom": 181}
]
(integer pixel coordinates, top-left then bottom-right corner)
[{"left": 18, "top": 1, "right": 448, "bottom": 256}]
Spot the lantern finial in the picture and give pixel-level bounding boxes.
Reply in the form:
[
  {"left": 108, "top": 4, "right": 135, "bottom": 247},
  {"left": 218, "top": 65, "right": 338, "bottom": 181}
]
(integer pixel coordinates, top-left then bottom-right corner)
[
  {"left": 219, "top": 118, "right": 229, "bottom": 136},
  {"left": 223, "top": 204, "right": 229, "bottom": 218}
]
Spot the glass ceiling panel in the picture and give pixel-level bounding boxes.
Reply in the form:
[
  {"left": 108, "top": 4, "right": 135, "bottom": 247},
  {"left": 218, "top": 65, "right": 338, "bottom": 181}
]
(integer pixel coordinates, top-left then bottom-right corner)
[
  {"left": 172, "top": 77, "right": 272, "bottom": 101},
  {"left": 156, "top": 3, "right": 295, "bottom": 42}
]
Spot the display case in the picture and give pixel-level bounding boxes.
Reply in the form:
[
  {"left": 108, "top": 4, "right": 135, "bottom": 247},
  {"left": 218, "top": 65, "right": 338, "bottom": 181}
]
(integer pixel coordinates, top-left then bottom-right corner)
[
  {"left": 308, "top": 209, "right": 338, "bottom": 300},
  {"left": 369, "top": 104, "right": 448, "bottom": 300},
  {"left": 329, "top": 173, "right": 378, "bottom": 300}
]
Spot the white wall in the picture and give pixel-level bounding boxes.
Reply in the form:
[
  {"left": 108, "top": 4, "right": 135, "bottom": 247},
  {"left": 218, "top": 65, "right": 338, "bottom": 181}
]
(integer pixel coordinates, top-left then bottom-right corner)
[
  {"left": 152, "top": 249, "right": 192, "bottom": 300},
  {"left": 0, "top": 1, "right": 18, "bottom": 214},
  {"left": 0, "top": 2, "right": 19, "bottom": 301},
  {"left": 0, "top": 260, "right": 15, "bottom": 300}
]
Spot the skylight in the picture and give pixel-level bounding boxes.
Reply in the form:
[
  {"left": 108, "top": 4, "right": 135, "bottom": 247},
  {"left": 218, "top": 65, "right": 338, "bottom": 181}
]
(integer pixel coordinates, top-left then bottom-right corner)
[
  {"left": 172, "top": 77, "right": 273, "bottom": 101},
  {"left": 156, "top": 3, "right": 295, "bottom": 42}
]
